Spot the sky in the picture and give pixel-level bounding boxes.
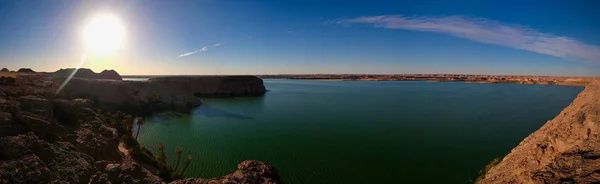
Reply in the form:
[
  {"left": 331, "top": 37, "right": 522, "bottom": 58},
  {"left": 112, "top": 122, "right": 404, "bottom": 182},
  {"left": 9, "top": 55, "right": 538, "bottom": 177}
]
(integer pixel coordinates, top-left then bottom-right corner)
[{"left": 1, "top": 0, "right": 600, "bottom": 76}]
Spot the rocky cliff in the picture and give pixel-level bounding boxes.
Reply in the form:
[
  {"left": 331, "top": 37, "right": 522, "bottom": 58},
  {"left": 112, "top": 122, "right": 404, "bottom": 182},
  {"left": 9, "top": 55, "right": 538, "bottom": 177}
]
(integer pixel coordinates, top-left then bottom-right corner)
[
  {"left": 55, "top": 68, "right": 122, "bottom": 80},
  {"left": 478, "top": 81, "right": 600, "bottom": 183},
  {"left": 57, "top": 78, "right": 201, "bottom": 115},
  {"left": 149, "top": 76, "right": 267, "bottom": 97},
  {"left": 0, "top": 72, "right": 282, "bottom": 184}
]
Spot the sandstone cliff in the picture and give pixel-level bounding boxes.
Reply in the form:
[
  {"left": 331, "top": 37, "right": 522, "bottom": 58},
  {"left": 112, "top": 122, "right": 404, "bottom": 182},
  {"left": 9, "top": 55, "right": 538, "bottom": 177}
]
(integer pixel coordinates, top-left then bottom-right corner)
[
  {"left": 149, "top": 76, "right": 266, "bottom": 97},
  {"left": 57, "top": 78, "right": 201, "bottom": 115},
  {"left": 0, "top": 72, "right": 282, "bottom": 184},
  {"left": 479, "top": 81, "right": 600, "bottom": 183}
]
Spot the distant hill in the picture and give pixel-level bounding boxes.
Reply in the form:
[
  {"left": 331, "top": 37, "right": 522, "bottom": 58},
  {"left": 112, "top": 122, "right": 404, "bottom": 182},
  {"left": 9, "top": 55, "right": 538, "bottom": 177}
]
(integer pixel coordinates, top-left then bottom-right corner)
[
  {"left": 17, "top": 68, "right": 35, "bottom": 73},
  {"left": 55, "top": 68, "right": 122, "bottom": 80},
  {"left": 0, "top": 68, "right": 9, "bottom": 72}
]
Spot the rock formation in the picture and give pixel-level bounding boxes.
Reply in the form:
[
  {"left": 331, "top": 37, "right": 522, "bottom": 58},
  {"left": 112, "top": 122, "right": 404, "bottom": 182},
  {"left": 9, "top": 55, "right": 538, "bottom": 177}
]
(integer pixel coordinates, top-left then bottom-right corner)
[
  {"left": 0, "top": 71, "right": 282, "bottom": 183},
  {"left": 57, "top": 78, "right": 201, "bottom": 115},
  {"left": 0, "top": 68, "right": 8, "bottom": 72},
  {"left": 0, "top": 77, "right": 15, "bottom": 86},
  {"left": 55, "top": 68, "right": 122, "bottom": 80},
  {"left": 150, "top": 76, "right": 267, "bottom": 97},
  {"left": 478, "top": 81, "right": 600, "bottom": 183},
  {"left": 170, "top": 160, "right": 282, "bottom": 184},
  {"left": 17, "top": 68, "right": 35, "bottom": 73}
]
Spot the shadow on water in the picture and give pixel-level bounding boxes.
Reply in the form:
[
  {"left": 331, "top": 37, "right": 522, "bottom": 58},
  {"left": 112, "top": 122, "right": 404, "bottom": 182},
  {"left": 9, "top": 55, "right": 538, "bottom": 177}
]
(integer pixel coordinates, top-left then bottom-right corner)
[{"left": 192, "top": 104, "right": 254, "bottom": 120}]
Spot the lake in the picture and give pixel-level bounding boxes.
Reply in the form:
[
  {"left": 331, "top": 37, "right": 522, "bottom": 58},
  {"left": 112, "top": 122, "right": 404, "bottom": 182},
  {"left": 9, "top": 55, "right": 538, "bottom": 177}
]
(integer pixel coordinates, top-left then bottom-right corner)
[{"left": 137, "top": 79, "right": 583, "bottom": 184}]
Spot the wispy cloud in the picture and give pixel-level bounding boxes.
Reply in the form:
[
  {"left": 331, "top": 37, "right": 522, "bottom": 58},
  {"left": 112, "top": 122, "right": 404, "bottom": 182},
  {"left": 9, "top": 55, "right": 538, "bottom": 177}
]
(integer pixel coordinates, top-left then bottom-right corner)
[
  {"left": 335, "top": 15, "right": 600, "bottom": 62},
  {"left": 178, "top": 44, "right": 224, "bottom": 57}
]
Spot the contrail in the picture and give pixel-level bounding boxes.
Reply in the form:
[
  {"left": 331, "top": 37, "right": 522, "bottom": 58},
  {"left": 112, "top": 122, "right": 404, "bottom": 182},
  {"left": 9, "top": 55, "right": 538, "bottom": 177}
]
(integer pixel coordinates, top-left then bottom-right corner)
[{"left": 55, "top": 53, "right": 88, "bottom": 94}]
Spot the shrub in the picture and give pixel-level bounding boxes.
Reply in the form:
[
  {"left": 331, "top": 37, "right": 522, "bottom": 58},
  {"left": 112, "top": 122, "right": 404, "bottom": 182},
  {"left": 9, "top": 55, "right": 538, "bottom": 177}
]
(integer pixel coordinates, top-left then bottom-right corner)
[{"left": 475, "top": 158, "right": 502, "bottom": 182}]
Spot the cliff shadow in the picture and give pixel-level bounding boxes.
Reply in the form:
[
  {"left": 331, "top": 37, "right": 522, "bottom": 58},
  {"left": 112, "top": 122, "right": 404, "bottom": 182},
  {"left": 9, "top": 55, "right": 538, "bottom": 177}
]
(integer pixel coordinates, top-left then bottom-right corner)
[{"left": 192, "top": 104, "right": 254, "bottom": 120}]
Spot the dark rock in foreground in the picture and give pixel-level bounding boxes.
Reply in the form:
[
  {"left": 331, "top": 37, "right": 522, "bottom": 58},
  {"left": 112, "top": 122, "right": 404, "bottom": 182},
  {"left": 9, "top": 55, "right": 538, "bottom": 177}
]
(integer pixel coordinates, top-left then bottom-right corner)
[
  {"left": 170, "top": 160, "right": 282, "bottom": 184},
  {"left": 478, "top": 81, "right": 600, "bottom": 183},
  {"left": 55, "top": 68, "right": 122, "bottom": 80},
  {"left": 150, "top": 76, "right": 267, "bottom": 97}
]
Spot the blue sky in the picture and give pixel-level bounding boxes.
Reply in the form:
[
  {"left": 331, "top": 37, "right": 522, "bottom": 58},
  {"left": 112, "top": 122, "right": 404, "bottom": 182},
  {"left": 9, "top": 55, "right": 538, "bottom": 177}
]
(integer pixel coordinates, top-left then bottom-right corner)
[{"left": 1, "top": 0, "right": 599, "bottom": 76}]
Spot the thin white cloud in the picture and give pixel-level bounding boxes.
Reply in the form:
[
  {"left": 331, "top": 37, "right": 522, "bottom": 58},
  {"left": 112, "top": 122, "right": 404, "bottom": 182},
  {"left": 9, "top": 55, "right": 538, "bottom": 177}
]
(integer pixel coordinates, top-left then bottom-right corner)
[
  {"left": 336, "top": 15, "right": 600, "bottom": 62},
  {"left": 178, "top": 44, "right": 223, "bottom": 57}
]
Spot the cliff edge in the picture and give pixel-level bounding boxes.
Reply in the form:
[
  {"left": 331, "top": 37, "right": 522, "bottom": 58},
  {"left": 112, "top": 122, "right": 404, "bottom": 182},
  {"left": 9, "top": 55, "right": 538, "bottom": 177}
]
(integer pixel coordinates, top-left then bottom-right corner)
[
  {"left": 478, "top": 81, "right": 600, "bottom": 183},
  {"left": 149, "top": 76, "right": 266, "bottom": 97}
]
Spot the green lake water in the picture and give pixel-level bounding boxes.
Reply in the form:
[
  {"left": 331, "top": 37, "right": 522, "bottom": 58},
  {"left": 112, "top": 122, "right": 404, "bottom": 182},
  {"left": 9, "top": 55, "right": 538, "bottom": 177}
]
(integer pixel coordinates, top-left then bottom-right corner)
[{"left": 137, "top": 79, "right": 583, "bottom": 184}]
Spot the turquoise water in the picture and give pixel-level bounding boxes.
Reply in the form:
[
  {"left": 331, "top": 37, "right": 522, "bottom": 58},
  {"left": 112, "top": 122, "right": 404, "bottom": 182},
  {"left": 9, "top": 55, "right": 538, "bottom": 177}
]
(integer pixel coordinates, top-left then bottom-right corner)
[{"left": 137, "top": 80, "right": 583, "bottom": 183}]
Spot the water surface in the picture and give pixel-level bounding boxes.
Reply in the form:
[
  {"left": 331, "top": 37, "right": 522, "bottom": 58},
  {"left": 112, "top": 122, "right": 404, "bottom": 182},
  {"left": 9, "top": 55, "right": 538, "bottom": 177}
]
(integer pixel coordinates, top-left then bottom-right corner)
[{"left": 137, "top": 80, "right": 583, "bottom": 183}]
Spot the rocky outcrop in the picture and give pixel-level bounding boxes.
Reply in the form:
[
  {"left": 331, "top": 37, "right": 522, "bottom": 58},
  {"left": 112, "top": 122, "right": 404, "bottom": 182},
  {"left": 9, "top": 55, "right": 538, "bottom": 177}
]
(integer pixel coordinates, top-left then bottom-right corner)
[
  {"left": 57, "top": 78, "right": 201, "bottom": 115},
  {"left": 0, "top": 77, "right": 15, "bottom": 86},
  {"left": 17, "top": 68, "right": 35, "bottom": 73},
  {"left": 479, "top": 81, "right": 600, "bottom": 183},
  {"left": 55, "top": 68, "right": 122, "bottom": 80},
  {"left": 150, "top": 76, "right": 267, "bottom": 97},
  {"left": 0, "top": 72, "right": 282, "bottom": 184},
  {"left": 0, "top": 68, "right": 8, "bottom": 72},
  {"left": 0, "top": 132, "right": 96, "bottom": 184},
  {"left": 170, "top": 160, "right": 282, "bottom": 184},
  {"left": 89, "top": 160, "right": 163, "bottom": 184},
  {"left": 98, "top": 70, "right": 122, "bottom": 80}
]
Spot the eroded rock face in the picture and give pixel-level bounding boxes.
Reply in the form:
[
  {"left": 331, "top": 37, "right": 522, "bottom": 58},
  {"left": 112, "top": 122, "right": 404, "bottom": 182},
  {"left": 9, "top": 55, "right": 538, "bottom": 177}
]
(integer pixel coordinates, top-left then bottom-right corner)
[
  {"left": 89, "top": 160, "right": 163, "bottom": 184},
  {"left": 72, "top": 120, "right": 122, "bottom": 161},
  {"left": 57, "top": 78, "right": 201, "bottom": 115},
  {"left": 0, "top": 132, "right": 96, "bottom": 184},
  {"left": 150, "top": 76, "right": 267, "bottom": 97},
  {"left": 170, "top": 160, "right": 282, "bottom": 184},
  {"left": 54, "top": 68, "right": 122, "bottom": 80},
  {"left": 0, "top": 77, "right": 15, "bottom": 86},
  {"left": 479, "top": 81, "right": 600, "bottom": 183}
]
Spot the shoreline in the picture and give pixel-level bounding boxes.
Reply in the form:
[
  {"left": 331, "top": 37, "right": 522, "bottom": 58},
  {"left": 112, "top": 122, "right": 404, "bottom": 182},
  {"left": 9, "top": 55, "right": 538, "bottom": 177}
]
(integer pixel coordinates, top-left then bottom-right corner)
[{"left": 261, "top": 77, "right": 592, "bottom": 86}]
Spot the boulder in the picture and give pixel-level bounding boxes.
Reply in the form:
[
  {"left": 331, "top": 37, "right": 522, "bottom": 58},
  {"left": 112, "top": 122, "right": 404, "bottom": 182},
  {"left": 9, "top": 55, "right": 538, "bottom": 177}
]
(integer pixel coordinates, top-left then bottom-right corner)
[
  {"left": 73, "top": 120, "right": 122, "bottom": 161},
  {"left": 89, "top": 161, "right": 163, "bottom": 184},
  {"left": 0, "top": 112, "right": 26, "bottom": 137},
  {"left": 18, "top": 96, "right": 53, "bottom": 117},
  {"left": 170, "top": 160, "right": 282, "bottom": 184},
  {"left": 18, "top": 113, "right": 65, "bottom": 140}
]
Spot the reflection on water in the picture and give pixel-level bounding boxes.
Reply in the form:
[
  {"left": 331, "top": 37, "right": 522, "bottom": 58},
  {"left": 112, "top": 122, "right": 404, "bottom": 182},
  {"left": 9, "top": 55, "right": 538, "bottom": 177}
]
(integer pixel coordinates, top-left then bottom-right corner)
[{"left": 122, "top": 77, "right": 150, "bottom": 81}]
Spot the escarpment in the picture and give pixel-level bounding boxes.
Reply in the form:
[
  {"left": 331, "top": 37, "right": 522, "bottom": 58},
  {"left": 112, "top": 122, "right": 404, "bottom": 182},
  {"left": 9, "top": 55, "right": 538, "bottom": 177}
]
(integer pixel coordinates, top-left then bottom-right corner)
[
  {"left": 0, "top": 72, "right": 282, "bottom": 184},
  {"left": 55, "top": 68, "right": 122, "bottom": 80},
  {"left": 478, "top": 81, "right": 600, "bottom": 183},
  {"left": 149, "top": 76, "right": 267, "bottom": 97}
]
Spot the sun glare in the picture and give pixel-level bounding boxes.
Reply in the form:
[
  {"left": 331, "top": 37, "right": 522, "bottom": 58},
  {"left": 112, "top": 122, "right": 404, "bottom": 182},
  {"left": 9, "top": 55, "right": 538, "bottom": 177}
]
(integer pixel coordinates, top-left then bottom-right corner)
[{"left": 84, "top": 14, "right": 124, "bottom": 56}]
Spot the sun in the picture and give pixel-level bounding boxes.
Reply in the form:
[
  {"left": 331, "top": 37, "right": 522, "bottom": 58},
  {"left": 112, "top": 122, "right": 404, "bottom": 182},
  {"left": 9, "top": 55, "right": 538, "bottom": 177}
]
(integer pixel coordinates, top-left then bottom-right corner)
[{"left": 84, "top": 14, "right": 125, "bottom": 56}]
